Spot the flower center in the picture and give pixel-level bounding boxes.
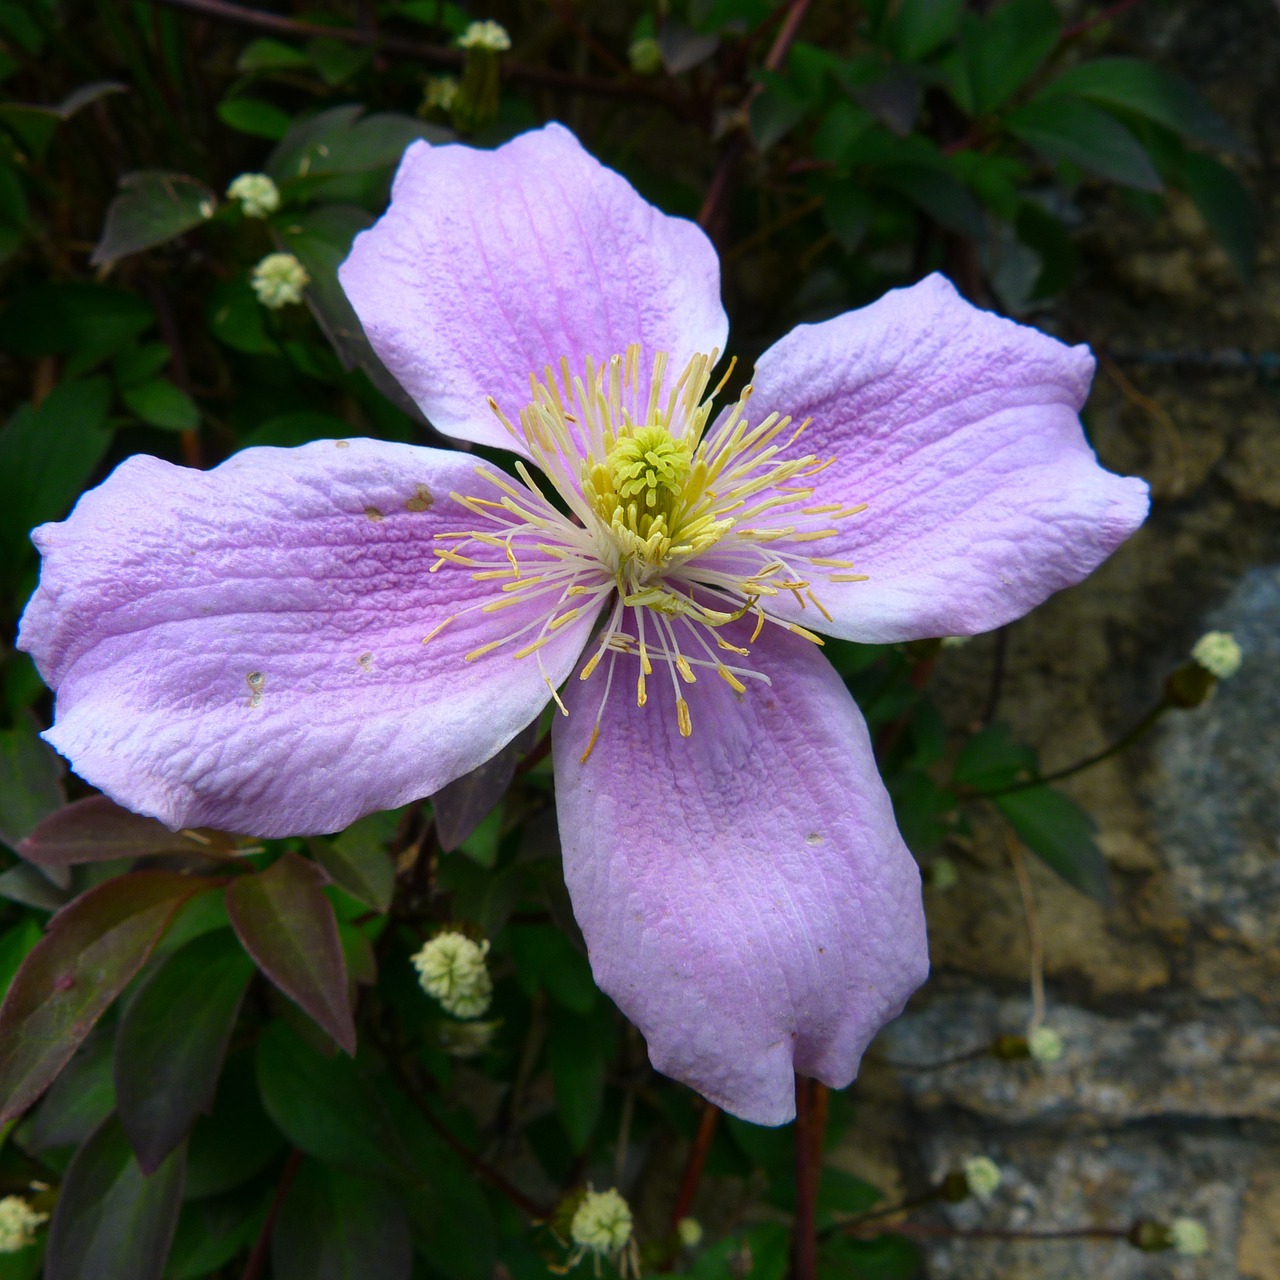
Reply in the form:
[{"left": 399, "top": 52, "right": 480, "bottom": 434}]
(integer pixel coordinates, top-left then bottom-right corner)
[{"left": 422, "top": 345, "right": 870, "bottom": 752}]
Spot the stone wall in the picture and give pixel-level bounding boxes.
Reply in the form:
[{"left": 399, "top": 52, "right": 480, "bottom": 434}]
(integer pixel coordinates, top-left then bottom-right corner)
[{"left": 843, "top": 4, "right": 1280, "bottom": 1276}]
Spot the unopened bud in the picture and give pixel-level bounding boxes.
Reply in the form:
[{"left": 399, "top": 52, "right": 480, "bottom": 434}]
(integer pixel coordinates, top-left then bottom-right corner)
[
  {"left": 1165, "top": 661, "right": 1216, "bottom": 708},
  {"left": 0, "top": 1197, "right": 48, "bottom": 1253},
  {"left": 226, "top": 172, "right": 279, "bottom": 218},
  {"left": 411, "top": 930, "right": 493, "bottom": 1018},
  {"left": 927, "top": 856, "right": 958, "bottom": 891},
  {"left": 250, "top": 253, "right": 309, "bottom": 308},
  {"left": 1170, "top": 1217, "right": 1208, "bottom": 1256},
  {"left": 991, "top": 1033, "right": 1032, "bottom": 1061},
  {"left": 570, "top": 1188, "right": 633, "bottom": 1255},
  {"left": 1027, "top": 1026, "right": 1064, "bottom": 1063},
  {"left": 961, "top": 1155, "right": 1001, "bottom": 1201},
  {"left": 1190, "top": 631, "right": 1241, "bottom": 680},
  {"left": 421, "top": 75, "right": 459, "bottom": 115},
  {"left": 676, "top": 1217, "right": 703, "bottom": 1248},
  {"left": 629, "top": 36, "right": 662, "bottom": 75}
]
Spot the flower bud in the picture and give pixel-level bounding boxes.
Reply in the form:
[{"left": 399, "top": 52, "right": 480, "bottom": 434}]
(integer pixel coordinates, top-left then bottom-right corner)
[
  {"left": 457, "top": 19, "right": 510, "bottom": 51},
  {"left": 226, "top": 172, "right": 280, "bottom": 219},
  {"left": 676, "top": 1217, "right": 703, "bottom": 1248},
  {"left": 412, "top": 930, "right": 493, "bottom": 1018},
  {"left": 421, "top": 75, "right": 460, "bottom": 115},
  {"left": 570, "top": 1188, "right": 633, "bottom": 1255},
  {"left": 628, "top": 36, "right": 663, "bottom": 75},
  {"left": 927, "top": 856, "right": 958, "bottom": 891},
  {"left": 0, "top": 1196, "right": 48, "bottom": 1253},
  {"left": 961, "top": 1155, "right": 1001, "bottom": 1201},
  {"left": 1027, "top": 1025, "right": 1064, "bottom": 1063},
  {"left": 1190, "top": 630, "right": 1242, "bottom": 680},
  {"left": 250, "top": 253, "right": 309, "bottom": 309}
]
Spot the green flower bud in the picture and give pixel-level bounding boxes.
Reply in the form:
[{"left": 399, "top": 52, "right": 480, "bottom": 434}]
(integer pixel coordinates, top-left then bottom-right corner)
[
  {"left": 0, "top": 1197, "right": 48, "bottom": 1253},
  {"left": 629, "top": 36, "right": 663, "bottom": 75},
  {"left": 1190, "top": 630, "right": 1242, "bottom": 679},
  {"left": 250, "top": 253, "right": 309, "bottom": 309},
  {"left": 412, "top": 930, "right": 493, "bottom": 1018},
  {"left": 226, "top": 172, "right": 280, "bottom": 218}
]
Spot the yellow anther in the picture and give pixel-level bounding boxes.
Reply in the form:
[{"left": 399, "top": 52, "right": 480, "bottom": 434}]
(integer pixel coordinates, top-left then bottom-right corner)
[{"left": 676, "top": 698, "right": 692, "bottom": 737}]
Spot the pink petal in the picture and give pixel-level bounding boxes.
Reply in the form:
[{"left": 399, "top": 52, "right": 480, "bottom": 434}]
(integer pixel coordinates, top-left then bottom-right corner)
[
  {"left": 19, "top": 441, "right": 600, "bottom": 837},
  {"left": 552, "top": 626, "right": 928, "bottom": 1125},
  {"left": 743, "top": 274, "right": 1149, "bottom": 642},
  {"left": 339, "top": 124, "right": 728, "bottom": 454}
]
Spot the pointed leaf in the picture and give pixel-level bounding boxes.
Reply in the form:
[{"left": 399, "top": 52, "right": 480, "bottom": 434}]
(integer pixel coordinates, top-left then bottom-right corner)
[
  {"left": 255, "top": 1022, "right": 420, "bottom": 1181},
  {"left": 313, "top": 812, "right": 397, "bottom": 912},
  {"left": 0, "top": 719, "right": 66, "bottom": 848},
  {"left": 0, "top": 872, "right": 215, "bottom": 1121},
  {"left": 1007, "top": 95, "right": 1163, "bottom": 192},
  {"left": 45, "top": 1115, "right": 185, "bottom": 1280},
  {"left": 272, "top": 1162, "right": 413, "bottom": 1280},
  {"left": 1044, "top": 58, "right": 1239, "bottom": 152},
  {"left": 227, "top": 853, "right": 355, "bottom": 1053},
  {"left": 18, "top": 795, "right": 219, "bottom": 868},
  {"left": 115, "top": 930, "right": 253, "bottom": 1172},
  {"left": 995, "top": 786, "right": 1112, "bottom": 902},
  {"left": 91, "top": 171, "right": 217, "bottom": 268}
]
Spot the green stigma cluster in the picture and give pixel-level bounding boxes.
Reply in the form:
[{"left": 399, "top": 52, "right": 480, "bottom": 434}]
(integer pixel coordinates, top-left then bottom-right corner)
[{"left": 595, "top": 424, "right": 694, "bottom": 546}]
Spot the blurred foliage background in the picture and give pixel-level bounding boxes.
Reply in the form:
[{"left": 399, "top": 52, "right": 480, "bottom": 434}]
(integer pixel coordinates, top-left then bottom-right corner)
[{"left": 0, "top": 2, "right": 1260, "bottom": 1278}]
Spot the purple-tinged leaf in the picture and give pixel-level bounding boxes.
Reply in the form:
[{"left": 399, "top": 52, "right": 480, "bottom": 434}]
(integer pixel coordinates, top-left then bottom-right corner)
[
  {"left": 45, "top": 1115, "right": 185, "bottom": 1280},
  {"left": 312, "top": 812, "right": 397, "bottom": 912},
  {"left": 115, "top": 930, "right": 253, "bottom": 1173},
  {"left": 23, "top": 1025, "right": 115, "bottom": 1153},
  {"left": 271, "top": 1162, "right": 413, "bottom": 1280},
  {"left": 226, "top": 854, "right": 356, "bottom": 1054},
  {"left": 18, "top": 795, "right": 230, "bottom": 868},
  {"left": 0, "top": 861, "right": 69, "bottom": 911},
  {"left": 433, "top": 724, "right": 536, "bottom": 853},
  {"left": 91, "top": 171, "right": 217, "bottom": 269},
  {"left": 0, "top": 872, "right": 215, "bottom": 1122}
]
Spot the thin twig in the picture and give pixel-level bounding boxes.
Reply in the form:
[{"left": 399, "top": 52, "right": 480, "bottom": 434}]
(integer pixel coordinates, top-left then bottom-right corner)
[
  {"left": 1060, "top": 0, "right": 1146, "bottom": 42},
  {"left": 1005, "top": 829, "right": 1044, "bottom": 1032},
  {"left": 667, "top": 1102, "right": 720, "bottom": 1236},
  {"left": 240, "top": 1148, "right": 302, "bottom": 1280},
  {"left": 978, "top": 701, "right": 1170, "bottom": 797},
  {"left": 848, "top": 1221, "right": 1130, "bottom": 1242},
  {"left": 698, "top": 0, "right": 813, "bottom": 234},
  {"left": 143, "top": 0, "right": 676, "bottom": 102}
]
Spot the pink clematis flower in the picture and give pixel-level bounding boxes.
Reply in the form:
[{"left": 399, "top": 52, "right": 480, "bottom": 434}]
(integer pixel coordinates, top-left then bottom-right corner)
[{"left": 18, "top": 124, "right": 1148, "bottom": 1125}]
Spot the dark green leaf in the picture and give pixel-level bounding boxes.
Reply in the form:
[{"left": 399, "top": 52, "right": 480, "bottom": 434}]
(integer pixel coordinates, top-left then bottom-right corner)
[
  {"left": 17, "top": 795, "right": 217, "bottom": 869},
  {"left": 1015, "top": 201, "right": 1079, "bottom": 297},
  {"left": 952, "top": 723, "right": 1038, "bottom": 791},
  {"left": 822, "top": 181, "right": 872, "bottom": 252},
  {"left": 818, "top": 1231, "right": 922, "bottom": 1280},
  {"left": 995, "top": 786, "right": 1112, "bottom": 901},
  {"left": 112, "top": 340, "right": 170, "bottom": 388},
  {"left": 886, "top": 0, "right": 964, "bottom": 61},
  {"left": 0, "top": 871, "right": 213, "bottom": 1121},
  {"left": 91, "top": 171, "right": 216, "bottom": 268},
  {"left": 306, "top": 37, "right": 374, "bottom": 86},
  {"left": 120, "top": 377, "right": 199, "bottom": 431},
  {"left": 1044, "top": 58, "right": 1238, "bottom": 152},
  {"left": 0, "top": 918, "right": 40, "bottom": 996},
  {"left": 1007, "top": 96, "right": 1163, "bottom": 192},
  {"left": 314, "top": 812, "right": 397, "bottom": 912},
  {"left": 217, "top": 97, "right": 292, "bottom": 140},
  {"left": 0, "top": 282, "right": 153, "bottom": 363},
  {"left": 267, "top": 105, "right": 445, "bottom": 182},
  {"left": 226, "top": 852, "right": 356, "bottom": 1053},
  {"left": 507, "top": 923, "right": 598, "bottom": 1014},
  {"left": 184, "top": 1049, "right": 284, "bottom": 1198},
  {"left": 433, "top": 732, "right": 532, "bottom": 853},
  {"left": 236, "top": 37, "right": 310, "bottom": 72},
  {"left": 749, "top": 73, "right": 810, "bottom": 151},
  {"left": 115, "top": 930, "right": 253, "bottom": 1172},
  {"left": 0, "top": 863, "right": 67, "bottom": 911},
  {"left": 1174, "top": 148, "right": 1257, "bottom": 278},
  {"left": 44, "top": 1116, "right": 185, "bottom": 1280},
  {"left": 875, "top": 163, "right": 984, "bottom": 236},
  {"left": 166, "top": 1194, "right": 263, "bottom": 1280},
  {"left": 548, "top": 1009, "right": 608, "bottom": 1152},
  {"left": 887, "top": 770, "right": 956, "bottom": 853},
  {"left": 239, "top": 410, "right": 354, "bottom": 448},
  {"left": 0, "top": 719, "right": 64, "bottom": 848},
  {"left": 272, "top": 1162, "right": 413, "bottom": 1280},
  {"left": 22, "top": 1025, "right": 115, "bottom": 1153},
  {"left": 255, "top": 1021, "right": 420, "bottom": 1181},
  {"left": 0, "top": 377, "right": 113, "bottom": 590},
  {"left": 947, "top": 0, "right": 1060, "bottom": 114}
]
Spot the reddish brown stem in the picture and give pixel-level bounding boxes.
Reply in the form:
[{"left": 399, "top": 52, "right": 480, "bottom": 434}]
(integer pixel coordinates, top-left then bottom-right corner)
[
  {"left": 1060, "top": 0, "right": 1145, "bottom": 41},
  {"left": 240, "top": 1148, "right": 302, "bottom": 1280},
  {"left": 668, "top": 1101, "right": 720, "bottom": 1235},
  {"left": 698, "top": 0, "right": 813, "bottom": 236},
  {"left": 792, "top": 1075, "right": 822, "bottom": 1280}
]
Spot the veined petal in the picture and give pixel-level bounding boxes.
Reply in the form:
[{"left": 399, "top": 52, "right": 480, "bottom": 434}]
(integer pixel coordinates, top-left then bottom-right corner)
[
  {"left": 339, "top": 123, "right": 728, "bottom": 455},
  {"left": 552, "top": 626, "right": 928, "bottom": 1125},
  {"left": 19, "top": 440, "right": 601, "bottom": 837},
  {"left": 743, "top": 274, "right": 1149, "bottom": 642}
]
